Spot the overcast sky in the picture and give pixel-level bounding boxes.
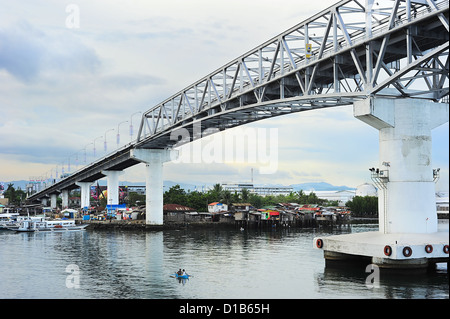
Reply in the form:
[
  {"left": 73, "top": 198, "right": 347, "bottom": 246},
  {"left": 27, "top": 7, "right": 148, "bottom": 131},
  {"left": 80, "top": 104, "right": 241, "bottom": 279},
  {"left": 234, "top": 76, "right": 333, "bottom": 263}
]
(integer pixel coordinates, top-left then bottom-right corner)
[{"left": 1, "top": 0, "right": 448, "bottom": 191}]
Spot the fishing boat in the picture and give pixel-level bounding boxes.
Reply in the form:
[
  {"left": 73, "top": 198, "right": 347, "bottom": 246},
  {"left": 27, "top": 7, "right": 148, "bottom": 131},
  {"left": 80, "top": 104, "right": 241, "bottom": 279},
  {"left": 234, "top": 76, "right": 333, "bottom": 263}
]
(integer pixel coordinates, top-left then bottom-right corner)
[
  {"left": 0, "top": 213, "right": 19, "bottom": 230},
  {"left": 171, "top": 273, "right": 190, "bottom": 279},
  {"left": 11, "top": 219, "right": 88, "bottom": 232}
]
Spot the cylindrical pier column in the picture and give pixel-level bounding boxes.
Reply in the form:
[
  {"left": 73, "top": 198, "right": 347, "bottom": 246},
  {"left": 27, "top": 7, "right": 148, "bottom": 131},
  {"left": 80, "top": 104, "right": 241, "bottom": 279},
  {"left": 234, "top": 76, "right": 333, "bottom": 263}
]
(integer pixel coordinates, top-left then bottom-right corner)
[
  {"left": 102, "top": 170, "right": 124, "bottom": 207},
  {"left": 145, "top": 161, "right": 164, "bottom": 225},
  {"left": 76, "top": 182, "right": 93, "bottom": 210},
  {"left": 130, "top": 148, "right": 178, "bottom": 226},
  {"left": 61, "top": 189, "right": 69, "bottom": 209},
  {"left": 354, "top": 98, "right": 448, "bottom": 234},
  {"left": 50, "top": 193, "right": 58, "bottom": 209}
]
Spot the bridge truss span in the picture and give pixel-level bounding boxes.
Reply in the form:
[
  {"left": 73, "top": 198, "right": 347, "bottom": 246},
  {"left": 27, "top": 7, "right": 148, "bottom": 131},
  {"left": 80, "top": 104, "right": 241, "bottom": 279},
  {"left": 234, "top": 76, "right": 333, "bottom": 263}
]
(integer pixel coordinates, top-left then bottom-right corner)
[{"left": 136, "top": 0, "right": 449, "bottom": 149}]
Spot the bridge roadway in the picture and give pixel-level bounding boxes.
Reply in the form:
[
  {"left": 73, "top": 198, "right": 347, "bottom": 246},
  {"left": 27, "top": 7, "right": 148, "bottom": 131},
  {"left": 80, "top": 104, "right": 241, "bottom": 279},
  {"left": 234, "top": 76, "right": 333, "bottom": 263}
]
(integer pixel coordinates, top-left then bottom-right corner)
[{"left": 27, "top": 0, "right": 448, "bottom": 228}]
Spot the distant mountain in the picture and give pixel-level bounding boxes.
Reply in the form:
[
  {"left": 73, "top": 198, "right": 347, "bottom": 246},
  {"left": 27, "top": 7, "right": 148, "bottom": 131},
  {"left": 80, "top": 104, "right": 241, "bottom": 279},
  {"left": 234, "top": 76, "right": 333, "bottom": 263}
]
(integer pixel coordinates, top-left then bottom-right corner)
[
  {"left": 290, "top": 182, "right": 355, "bottom": 192},
  {"left": 1, "top": 180, "right": 28, "bottom": 190},
  {"left": 4, "top": 180, "right": 353, "bottom": 193}
]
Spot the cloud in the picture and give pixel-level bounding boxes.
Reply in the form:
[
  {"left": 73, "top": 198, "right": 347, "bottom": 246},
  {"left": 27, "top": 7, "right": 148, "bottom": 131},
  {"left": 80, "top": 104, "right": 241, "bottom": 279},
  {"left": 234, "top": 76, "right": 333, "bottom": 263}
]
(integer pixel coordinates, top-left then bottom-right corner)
[
  {"left": 100, "top": 74, "right": 165, "bottom": 90},
  {"left": 0, "top": 21, "right": 44, "bottom": 82},
  {"left": 0, "top": 21, "right": 100, "bottom": 83}
]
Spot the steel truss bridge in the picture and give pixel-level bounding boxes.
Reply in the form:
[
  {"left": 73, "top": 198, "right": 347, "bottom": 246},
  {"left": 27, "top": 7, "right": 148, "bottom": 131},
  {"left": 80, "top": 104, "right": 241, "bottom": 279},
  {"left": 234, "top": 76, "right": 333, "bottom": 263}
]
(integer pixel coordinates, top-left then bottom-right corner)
[{"left": 28, "top": 0, "right": 449, "bottom": 202}]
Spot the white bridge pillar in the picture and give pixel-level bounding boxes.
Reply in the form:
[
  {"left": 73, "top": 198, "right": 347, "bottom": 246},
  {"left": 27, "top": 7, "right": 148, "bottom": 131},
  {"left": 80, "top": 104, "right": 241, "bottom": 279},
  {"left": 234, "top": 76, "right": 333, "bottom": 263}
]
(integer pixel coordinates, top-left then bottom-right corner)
[
  {"left": 50, "top": 193, "right": 58, "bottom": 209},
  {"left": 76, "top": 182, "right": 93, "bottom": 210},
  {"left": 41, "top": 198, "right": 48, "bottom": 207},
  {"left": 61, "top": 189, "right": 69, "bottom": 209},
  {"left": 102, "top": 170, "right": 124, "bottom": 208},
  {"left": 354, "top": 97, "right": 449, "bottom": 234},
  {"left": 131, "top": 148, "right": 178, "bottom": 226}
]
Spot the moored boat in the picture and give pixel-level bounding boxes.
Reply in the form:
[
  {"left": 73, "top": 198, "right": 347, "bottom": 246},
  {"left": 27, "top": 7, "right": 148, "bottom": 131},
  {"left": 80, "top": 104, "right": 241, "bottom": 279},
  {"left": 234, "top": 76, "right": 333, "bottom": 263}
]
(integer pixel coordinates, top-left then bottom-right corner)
[
  {"left": 0, "top": 213, "right": 20, "bottom": 230},
  {"left": 11, "top": 219, "right": 88, "bottom": 232}
]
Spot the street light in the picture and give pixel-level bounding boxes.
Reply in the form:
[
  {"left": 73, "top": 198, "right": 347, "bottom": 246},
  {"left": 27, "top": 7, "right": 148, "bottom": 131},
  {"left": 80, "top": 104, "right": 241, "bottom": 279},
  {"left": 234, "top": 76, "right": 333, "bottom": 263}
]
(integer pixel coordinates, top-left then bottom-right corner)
[
  {"left": 130, "top": 111, "right": 142, "bottom": 142},
  {"left": 117, "top": 120, "right": 128, "bottom": 148},
  {"left": 94, "top": 136, "right": 103, "bottom": 158},
  {"left": 83, "top": 143, "right": 93, "bottom": 164},
  {"left": 104, "top": 129, "right": 114, "bottom": 153}
]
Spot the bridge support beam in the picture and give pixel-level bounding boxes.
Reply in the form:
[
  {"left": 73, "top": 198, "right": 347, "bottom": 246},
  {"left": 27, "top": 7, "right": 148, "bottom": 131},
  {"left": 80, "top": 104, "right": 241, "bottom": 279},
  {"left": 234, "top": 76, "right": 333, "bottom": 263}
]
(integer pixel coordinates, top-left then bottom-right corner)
[
  {"left": 354, "top": 97, "right": 448, "bottom": 234},
  {"left": 102, "top": 170, "right": 124, "bottom": 209},
  {"left": 76, "top": 182, "right": 93, "bottom": 210},
  {"left": 314, "top": 97, "right": 449, "bottom": 271},
  {"left": 131, "top": 148, "right": 178, "bottom": 226}
]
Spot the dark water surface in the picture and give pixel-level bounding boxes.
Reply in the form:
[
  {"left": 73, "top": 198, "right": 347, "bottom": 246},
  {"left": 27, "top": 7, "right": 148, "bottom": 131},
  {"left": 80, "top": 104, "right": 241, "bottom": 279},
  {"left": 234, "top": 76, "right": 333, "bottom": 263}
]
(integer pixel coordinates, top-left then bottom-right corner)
[{"left": 0, "top": 223, "right": 448, "bottom": 299}]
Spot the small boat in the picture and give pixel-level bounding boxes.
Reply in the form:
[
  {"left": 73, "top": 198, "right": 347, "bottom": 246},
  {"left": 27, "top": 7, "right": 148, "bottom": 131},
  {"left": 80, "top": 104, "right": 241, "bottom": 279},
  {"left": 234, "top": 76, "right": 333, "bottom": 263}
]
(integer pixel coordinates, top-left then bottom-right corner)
[
  {"left": 171, "top": 273, "right": 190, "bottom": 279},
  {"left": 11, "top": 219, "right": 88, "bottom": 232},
  {"left": 0, "top": 212, "right": 20, "bottom": 230}
]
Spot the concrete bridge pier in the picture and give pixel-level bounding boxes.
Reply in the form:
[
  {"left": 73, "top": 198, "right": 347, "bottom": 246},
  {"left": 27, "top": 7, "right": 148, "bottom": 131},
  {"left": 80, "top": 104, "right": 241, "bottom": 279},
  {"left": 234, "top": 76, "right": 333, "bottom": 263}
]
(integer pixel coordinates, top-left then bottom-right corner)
[
  {"left": 131, "top": 148, "right": 178, "bottom": 226},
  {"left": 314, "top": 97, "right": 449, "bottom": 271},
  {"left": 50, "top": 192, "right": 59, "bottom": 209},
  {"left": 61, "top": 189, "right": 69, "bottom": 209},
  {"left": 41, "top": 197, "right": 48, "bottom": 207},
  {"left": 102, "top": 170, "right": 124, "bottom": 209},
  {"left": 76, "top": 182, "right": 93, "bottom": 211}
]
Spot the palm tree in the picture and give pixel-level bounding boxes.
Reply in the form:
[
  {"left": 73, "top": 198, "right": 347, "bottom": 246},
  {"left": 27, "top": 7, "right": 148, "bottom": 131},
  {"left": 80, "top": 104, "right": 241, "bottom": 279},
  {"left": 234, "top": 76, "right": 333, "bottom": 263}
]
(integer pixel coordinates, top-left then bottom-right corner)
[
  {"left": 209, "top": 183, "right": 223, "bottom": 202},
  {"left": 212, "top": 183, "right": 223, "bottom": 194},
  {"left": 220, "top": 190, "right": 232, "bottom": 206},
  {"left": 241, "top": 188, "right": 249, "bottom": 202}
]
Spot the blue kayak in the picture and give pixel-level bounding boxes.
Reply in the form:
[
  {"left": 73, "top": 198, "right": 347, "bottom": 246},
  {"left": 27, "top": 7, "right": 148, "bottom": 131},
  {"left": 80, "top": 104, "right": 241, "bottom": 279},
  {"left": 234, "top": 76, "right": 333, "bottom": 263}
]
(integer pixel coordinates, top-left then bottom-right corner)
[{"left": 171, "top": 273, "right": 190, "bottom": 279}]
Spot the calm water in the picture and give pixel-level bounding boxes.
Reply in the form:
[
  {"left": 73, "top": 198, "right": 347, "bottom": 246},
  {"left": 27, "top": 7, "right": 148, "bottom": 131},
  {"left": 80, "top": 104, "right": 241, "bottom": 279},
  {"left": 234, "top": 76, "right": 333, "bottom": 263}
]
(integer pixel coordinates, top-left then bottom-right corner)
[{"left": 0, "top": 223, "right": 448, "bottom": 299}]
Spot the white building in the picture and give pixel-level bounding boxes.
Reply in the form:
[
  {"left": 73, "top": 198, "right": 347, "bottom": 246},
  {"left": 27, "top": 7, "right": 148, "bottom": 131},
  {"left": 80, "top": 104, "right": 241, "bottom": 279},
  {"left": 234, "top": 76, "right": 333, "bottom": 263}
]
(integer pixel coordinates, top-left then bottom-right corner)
[
  {"left": 208, "top": 202, "right": 228, "bottom": 213},
  {"left": 304, "top": 190, "right": 356, "bottom": 206},
  {"left": 355, "top": 183, "right": 378, "bottom": 197},
  {"left": 221, "top": 183, "right": 293, "bottom": 197}
]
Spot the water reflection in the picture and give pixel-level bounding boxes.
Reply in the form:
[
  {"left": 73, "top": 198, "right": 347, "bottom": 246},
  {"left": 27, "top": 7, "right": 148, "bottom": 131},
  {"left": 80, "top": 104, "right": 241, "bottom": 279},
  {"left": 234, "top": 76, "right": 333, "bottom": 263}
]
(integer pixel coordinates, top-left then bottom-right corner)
[{"left": 0, "top": 223, "right": 447, "bottom": 299}]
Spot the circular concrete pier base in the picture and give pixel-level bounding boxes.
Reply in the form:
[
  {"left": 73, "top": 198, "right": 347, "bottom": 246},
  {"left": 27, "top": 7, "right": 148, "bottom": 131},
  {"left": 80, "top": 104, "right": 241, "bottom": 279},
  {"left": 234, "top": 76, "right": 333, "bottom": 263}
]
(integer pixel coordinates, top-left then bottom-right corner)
[{"left": 372, "top": 256, "right": 429, "bottom": 270}]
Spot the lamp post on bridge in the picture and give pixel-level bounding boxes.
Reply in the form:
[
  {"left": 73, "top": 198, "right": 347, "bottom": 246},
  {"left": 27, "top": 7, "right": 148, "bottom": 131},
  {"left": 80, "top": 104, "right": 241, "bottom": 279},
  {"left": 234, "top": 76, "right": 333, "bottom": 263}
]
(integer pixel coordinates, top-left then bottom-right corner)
[
  {"left": 94, "top": 136, "right": 102, "bottom": 158},
  {"left": 83, "top": 143, "right": 93, "bottom": 164},
  {"left": 130, "top": 111, "right": 142, "bottom": 142},
  {"left": 116, "top": 121, "right": 128, "bottom": 148},
  {"left": 104, "top": 129, "right": 114, "bottom": 153}
]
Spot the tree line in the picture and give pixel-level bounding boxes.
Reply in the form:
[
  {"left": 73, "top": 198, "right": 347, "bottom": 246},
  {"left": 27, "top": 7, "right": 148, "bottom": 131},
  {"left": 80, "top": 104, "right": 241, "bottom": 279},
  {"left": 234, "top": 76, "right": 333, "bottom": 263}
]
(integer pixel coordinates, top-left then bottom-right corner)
[
  {"left": 2, "top": 184, "right": 27, "bottom": 206},
  {"left": 158, "top": 184, "right": 378, "bottom": 217},
  {"left": 345, "top": 195, "right": 378, "bottom": 217},
  {"left": 128, "top": 184, "right": 340, "bottom": 212},
  {"left": 3, "top": 183, "right": 378, "bottom": 217}
]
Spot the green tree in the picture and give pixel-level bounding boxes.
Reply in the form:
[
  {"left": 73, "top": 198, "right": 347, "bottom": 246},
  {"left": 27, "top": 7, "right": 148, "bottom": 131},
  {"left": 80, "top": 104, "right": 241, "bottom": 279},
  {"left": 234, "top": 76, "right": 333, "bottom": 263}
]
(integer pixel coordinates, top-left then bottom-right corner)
[
  {"left": 163, "top": 185, "right": 187, "bottom": 206},
  {"left": 4, "top": 184, "right": 26, "bottom": 206},
  {"left": 240, "top": 188, "right": 250, "bottom": 202},
  {"left": 248, "top": 193, "right": 263, "bottom": 208},
  {"left": 346, "top": 196, "right": 378, "bottom": 217},
  {"left": 186, "top": 191, "right": 208, "bottom": 211},
  {"left": 220, "top": 190, "right": 232, "bottom": 206},
  {"left": 128, "top": 192, "right": 146, "bottom": 206}
]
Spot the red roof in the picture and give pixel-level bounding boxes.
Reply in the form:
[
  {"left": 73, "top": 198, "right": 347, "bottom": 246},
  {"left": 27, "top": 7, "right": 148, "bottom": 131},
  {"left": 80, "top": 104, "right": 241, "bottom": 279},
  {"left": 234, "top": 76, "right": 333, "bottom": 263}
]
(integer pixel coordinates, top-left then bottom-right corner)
[{"left": 208, "top": 202, "right": 222, "bottom": 206}]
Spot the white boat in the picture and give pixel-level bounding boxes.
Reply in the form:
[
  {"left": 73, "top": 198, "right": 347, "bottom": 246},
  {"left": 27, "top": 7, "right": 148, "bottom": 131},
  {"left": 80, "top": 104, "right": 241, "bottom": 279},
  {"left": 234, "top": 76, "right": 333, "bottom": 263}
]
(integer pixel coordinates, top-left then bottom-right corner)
[
  {"left": 0, "top": 213, "right": 20, "bottom": 230},
  {"left": 12, "top": 219, "right": 88, "bottom": 232}
]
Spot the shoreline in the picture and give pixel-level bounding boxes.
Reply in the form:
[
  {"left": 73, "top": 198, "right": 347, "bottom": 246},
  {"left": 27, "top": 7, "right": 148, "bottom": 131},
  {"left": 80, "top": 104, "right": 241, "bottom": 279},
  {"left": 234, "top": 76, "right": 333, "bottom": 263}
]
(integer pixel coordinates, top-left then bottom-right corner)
[{"left": 80, "top": 217, "right": 379, "bottom": 231}]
